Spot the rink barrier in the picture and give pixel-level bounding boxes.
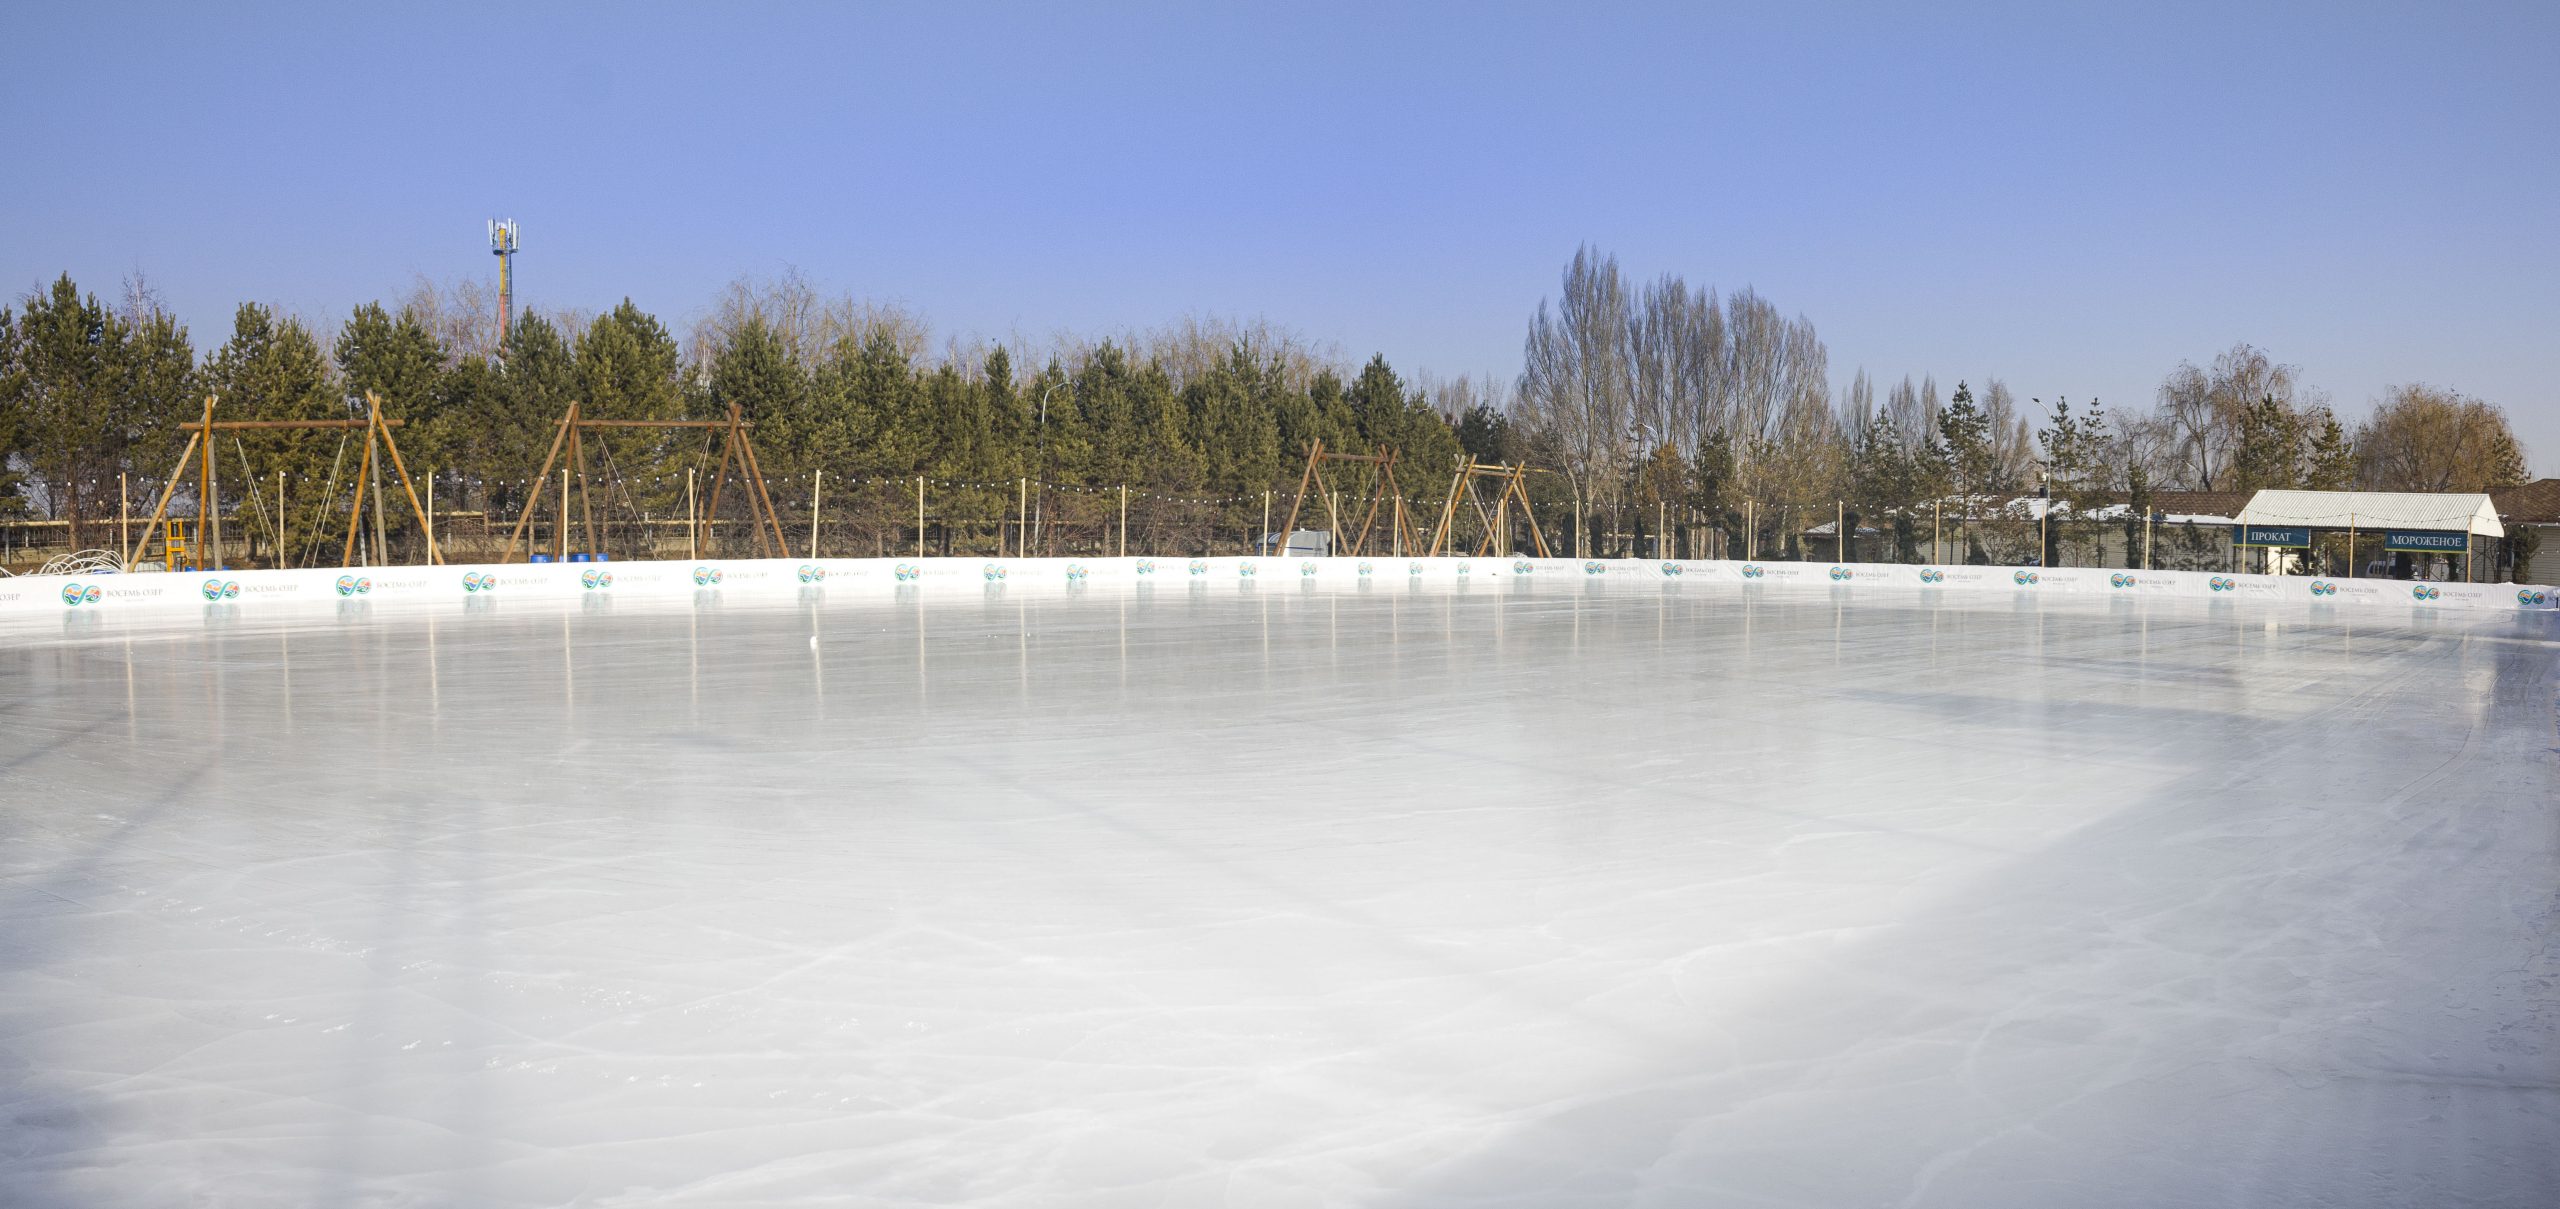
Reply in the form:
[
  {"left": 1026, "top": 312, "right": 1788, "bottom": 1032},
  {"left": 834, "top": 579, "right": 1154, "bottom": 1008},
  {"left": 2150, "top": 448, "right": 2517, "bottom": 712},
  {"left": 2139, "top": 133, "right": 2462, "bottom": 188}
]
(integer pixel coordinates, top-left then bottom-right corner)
[{"left": 1, "top": 556, "right": 2552, "bottom": 620}]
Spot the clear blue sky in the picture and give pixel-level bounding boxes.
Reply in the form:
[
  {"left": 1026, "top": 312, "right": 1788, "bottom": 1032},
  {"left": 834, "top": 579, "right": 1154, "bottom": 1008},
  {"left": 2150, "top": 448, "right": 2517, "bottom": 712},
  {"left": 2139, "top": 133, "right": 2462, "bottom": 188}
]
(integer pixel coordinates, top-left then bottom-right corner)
[{"left": 8, "top": 2, "right": 2555, "bottom": 472}]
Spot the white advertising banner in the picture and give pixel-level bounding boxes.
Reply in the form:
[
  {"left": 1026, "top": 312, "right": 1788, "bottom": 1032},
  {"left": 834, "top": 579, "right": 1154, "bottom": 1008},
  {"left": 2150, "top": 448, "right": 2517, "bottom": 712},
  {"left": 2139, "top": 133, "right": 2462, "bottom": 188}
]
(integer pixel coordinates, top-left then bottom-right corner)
[{"left": 1, "top": 556, "right": 2551, "bottom": 624}]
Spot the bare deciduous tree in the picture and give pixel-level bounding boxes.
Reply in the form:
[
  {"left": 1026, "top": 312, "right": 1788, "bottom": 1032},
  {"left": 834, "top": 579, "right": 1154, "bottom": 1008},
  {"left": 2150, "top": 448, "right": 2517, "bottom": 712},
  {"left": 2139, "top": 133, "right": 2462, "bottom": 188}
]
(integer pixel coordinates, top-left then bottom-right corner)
[{"left": 2354, "top": 384, "right": 2528, "bottom": 492}]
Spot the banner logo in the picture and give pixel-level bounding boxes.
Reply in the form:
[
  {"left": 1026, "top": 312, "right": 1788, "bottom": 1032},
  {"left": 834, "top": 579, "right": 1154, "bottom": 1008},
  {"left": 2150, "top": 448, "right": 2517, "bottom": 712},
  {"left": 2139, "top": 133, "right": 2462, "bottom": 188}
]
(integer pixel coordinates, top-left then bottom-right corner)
[
  {"left": 2015, "top": 570, "right": 2040, "bottom": 586},
  {"left": 2208, "top": 576, "right": 2235, "bottom": 592},
  {"left": 1188, "top": 558, "right": 1208, "bottom": 576},
  {"left": 2413, "top": 583, "right": 2440, "bottom": 601},
  {"left": 1067, "top": 563, "right": 1090, "bottom": 581},
  {"left": 796, "top": 564, "right": 825, "bottom": 583},
  {"left": 1239, "top": 561, "right": 1257, "bottom": 577},
  {"left": 982, "top": 563, "right": 1007, "bottom": 582},
  {"left": 1135, "top": 559, "right": 1155, "bottom": 575},
  {"left": 1919, "top": 567, "right": 1944, "bottom": 584},
  {"left": 461, "top": 571, "right": 494, "bottom": 593},
  {"left": 1357, "top": 561, "right": 1373, "bottom": 576},
  {"left": 2308, "top": 580, "right": 2336, "bottom": 597},
  {"left": 335, "top": 574, "right": 373, "bottom": 597},
  {"left": 1456, "top": 562, "right": 1472, "bottom": 575},
  {"left": 1584, "top": 560, "right": 1605, "bottom": 575},
  {"left": 1513, "top": 559, "right": 1532, "bottom": 575},
  {"left": 60, "top": 582, "right": 101, "bottom": 606},
  {"left": 2519, "top": 589, "right": 2549, "bottom": 607},
  {"left": 201, "top": 578, "right": 241, "bottom": 601},
  {"left": 692, "top": 566, "right": 722, "bottom": 586},
  {"left": 2109, "top": 572, "right": 2134, "bottom": 589},
  {"left": 581, "top": 569, "right": 614, "bottom": 590},
  {"left": 1740, "top": 564, "right": 1764, "bottom": 579},
  {"left": 895, "top": 563, "right": 920, "bottom": 581},
  {"left": 1828, "top": 565, "right": 1851, "bottom": 581},
  {"left": 1299, "top": 560, "right": 1319, "bottom": 577},
  {"left": 1661, "top": 562, "right": 1683, "bottom": 577}
]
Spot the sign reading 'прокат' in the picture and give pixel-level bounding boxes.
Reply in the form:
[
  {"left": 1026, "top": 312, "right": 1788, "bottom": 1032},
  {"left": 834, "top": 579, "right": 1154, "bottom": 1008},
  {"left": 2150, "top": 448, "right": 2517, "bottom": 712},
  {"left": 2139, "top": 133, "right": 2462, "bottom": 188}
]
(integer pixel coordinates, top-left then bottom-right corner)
[
  {"left": 2235, "top": 525, "right": 2311, "bottom": 548},
  {"left": 2384, "top": 529, "right": 2470, "bottom": 553}
]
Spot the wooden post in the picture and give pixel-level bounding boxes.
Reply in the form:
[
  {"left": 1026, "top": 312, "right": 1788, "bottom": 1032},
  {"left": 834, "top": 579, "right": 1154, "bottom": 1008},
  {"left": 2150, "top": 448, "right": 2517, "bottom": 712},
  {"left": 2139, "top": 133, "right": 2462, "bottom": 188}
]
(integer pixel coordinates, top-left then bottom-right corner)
[
  {"left": 686, "top": 467, "right": 698, "bottom": 560},
  {"left": 1837, "top": 500, "right": 1846, "bottom": 562},
  {"left": 1119, "top": 484, "right": 1128, "bottom": 558},
  {"left": 425, "top": 472, "right": 433, "bottom": 562},
  {"left": 131, "top": 432, "right": 202, "bottom": 570},
  {"left": 501, "top": 401, "right": 576, "bottom": 563},
  {"left": 916, "top": 475, "right": 925, "bottom": 557},
  {"left": 341, "top": 409, "right": 376, "bottom": 568},
  {"left": 809, "top": 469, "right": 823, "bottom": 559},
  {"left": 558, "top": 467, "right": 569, "bottom": 561},
  {"left": 1261, "top": 490, "right": 1271, "bottom": 557},
  {"left": 118, "top": 473, "right": 130, "bottom": 567},
  {"left": 368, "top": 418, "right": 390, "bottom": 567},
  {"left": 570, "top": 424, "right": 599, "bottom": 559},
  {"left": 2143, "top": 512, "right": 2153, "bottom": 570},
  {"left": 1017, "top": 477, "right": 1028, "bottom": 558},
  {"left": 277, "top": 470, "right": 287, "bottom": 567},
  {"left": 200, "top": 396, "right": 220, "bottom": 569},
  {"left": 736, "top": 425, "right": 789, "bottom": 555}
]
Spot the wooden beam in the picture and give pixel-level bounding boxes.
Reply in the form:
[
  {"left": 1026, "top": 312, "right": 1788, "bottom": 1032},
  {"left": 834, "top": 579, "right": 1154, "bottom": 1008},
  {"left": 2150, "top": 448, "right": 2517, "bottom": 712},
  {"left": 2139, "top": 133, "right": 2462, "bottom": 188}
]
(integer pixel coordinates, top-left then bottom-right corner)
[
  {"left": 500, "top": 401, "right": 577, "bottom": 563},
  {"left": 181, "top": 418, "right": 406, "bottom": 430},
  {"left": 367, "top": 391, "right": 444, "bottom": 565}
]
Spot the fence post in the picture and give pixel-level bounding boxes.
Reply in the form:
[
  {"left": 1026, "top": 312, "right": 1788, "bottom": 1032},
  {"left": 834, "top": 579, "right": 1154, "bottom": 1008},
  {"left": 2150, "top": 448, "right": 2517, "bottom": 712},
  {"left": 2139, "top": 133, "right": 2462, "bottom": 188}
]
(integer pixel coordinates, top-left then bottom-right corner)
[{"left": 808, "top": 469, "right": 823, "bottom": 559}]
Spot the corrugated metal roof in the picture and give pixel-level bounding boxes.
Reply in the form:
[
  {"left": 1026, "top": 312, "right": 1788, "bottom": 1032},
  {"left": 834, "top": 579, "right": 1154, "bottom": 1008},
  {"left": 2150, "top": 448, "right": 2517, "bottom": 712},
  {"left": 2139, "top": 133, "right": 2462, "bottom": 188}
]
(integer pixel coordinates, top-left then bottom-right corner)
[{"left": 2237, "top": 490, "right": 2502, "bottom": 537}]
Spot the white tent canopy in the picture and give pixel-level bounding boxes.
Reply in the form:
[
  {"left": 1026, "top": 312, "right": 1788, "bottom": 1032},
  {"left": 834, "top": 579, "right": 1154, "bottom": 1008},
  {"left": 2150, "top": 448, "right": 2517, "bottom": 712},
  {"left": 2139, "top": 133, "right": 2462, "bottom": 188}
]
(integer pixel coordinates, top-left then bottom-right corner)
[{"left": 2238, "top": 490, "right": 2503, "bottom": 538}]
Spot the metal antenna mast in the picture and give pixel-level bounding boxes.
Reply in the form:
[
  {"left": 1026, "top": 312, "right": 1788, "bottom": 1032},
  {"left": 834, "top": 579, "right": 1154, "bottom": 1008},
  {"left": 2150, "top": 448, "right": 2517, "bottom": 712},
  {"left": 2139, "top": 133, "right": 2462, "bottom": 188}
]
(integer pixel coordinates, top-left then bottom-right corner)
[{"left": 488, "top": 218, "right": 520, "bottom": 344}]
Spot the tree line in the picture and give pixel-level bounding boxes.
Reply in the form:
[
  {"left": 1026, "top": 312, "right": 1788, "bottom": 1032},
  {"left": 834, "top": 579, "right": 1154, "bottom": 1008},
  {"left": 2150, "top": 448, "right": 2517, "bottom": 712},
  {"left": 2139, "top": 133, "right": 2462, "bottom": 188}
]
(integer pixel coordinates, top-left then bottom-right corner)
[{"left": 0, "top": 253, "right": 2535, "bottom": 567}]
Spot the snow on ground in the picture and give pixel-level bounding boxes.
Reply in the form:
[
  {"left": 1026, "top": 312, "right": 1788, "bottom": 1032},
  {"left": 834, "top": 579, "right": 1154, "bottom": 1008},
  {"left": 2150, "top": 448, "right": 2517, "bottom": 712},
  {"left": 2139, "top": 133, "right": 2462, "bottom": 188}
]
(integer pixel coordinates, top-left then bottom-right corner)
[{"left": 2, "top": 582, "right": 2555, "bottom": 1207}]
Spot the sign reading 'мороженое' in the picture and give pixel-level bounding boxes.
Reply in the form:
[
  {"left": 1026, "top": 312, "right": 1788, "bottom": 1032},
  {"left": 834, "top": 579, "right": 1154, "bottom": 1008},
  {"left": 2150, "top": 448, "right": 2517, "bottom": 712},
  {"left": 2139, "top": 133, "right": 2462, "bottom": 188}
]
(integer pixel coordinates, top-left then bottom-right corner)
[{"left": 2383, "top": 530, "right": 2471, "bottom": 553}]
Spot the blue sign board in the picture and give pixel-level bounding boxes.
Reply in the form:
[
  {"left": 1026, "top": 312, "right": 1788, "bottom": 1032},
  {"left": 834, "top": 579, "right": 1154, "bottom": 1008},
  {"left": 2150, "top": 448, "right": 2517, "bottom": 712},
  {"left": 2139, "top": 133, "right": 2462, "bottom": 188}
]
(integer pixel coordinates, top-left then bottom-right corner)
[
  {"left": 2383, "top": 529, "right": 2469, "bottom": 553},
  {"left": 2235, "top": 525, "right": 2310, "bottom": 548}
]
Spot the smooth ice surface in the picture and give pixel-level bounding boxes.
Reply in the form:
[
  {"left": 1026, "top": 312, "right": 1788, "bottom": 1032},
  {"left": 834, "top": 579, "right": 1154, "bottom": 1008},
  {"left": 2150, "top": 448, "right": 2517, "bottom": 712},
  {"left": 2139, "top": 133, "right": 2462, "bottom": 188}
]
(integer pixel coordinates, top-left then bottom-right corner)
[{"left": 3, "top": 583, "right": 2556, "bottom": 1208}]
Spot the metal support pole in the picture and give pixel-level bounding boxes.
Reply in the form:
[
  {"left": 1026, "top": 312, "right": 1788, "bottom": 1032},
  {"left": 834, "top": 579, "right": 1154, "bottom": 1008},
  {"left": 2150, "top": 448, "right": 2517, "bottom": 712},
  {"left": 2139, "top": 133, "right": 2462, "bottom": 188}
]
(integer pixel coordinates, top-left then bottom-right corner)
[
  {"left": 558, "top": 468, "right": 569, "bottom": 561},
  {"left": 2346, "top": 513, "right": 2356, "bottom": 578},
  {"left": 118, "top": 473, "right": 130, "bottom": 567},
  {"left": 1119, "top": 484, "right": 1128, "bottom": 558},
  {"left": 916, "top": 475, "right": 925, "bottom": 558},
  {"left": 809, "top": 469, "right": 822, "bottom": 559},
  {"left": 687, "top": 468, "right": 698, "bottom": 560},
  {"left": 1261, "top": 490, "right": 1271, "bottom": 557},
  {"left": 1837, "top": 500, "right": 1846, "bottom": 563}
]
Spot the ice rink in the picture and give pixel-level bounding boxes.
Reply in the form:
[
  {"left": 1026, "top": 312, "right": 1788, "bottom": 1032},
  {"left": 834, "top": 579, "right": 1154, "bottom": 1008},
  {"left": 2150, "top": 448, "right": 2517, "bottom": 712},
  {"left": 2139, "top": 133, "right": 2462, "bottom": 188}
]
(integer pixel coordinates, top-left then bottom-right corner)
[{"left": 3, "top": 580, "right": 2556, "bottom": 1207}]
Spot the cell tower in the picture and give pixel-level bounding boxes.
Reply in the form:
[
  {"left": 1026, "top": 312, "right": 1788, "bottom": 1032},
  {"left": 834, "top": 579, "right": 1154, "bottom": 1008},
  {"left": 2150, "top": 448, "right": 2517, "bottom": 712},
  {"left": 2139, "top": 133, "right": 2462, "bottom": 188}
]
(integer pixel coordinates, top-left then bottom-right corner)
[{"left": 488, "top": 218, "right": 520, "bottom": 344}]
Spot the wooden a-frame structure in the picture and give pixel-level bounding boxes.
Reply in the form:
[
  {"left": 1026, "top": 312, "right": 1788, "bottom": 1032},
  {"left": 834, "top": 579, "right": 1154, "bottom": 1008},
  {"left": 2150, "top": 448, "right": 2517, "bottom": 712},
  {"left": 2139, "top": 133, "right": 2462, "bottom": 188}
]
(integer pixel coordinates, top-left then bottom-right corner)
[
  {"left": 1428, "top": 456, "right": 1551, "bottom": 557},
  {"left": 501, "top": 399, "right": 788, "bottom": 562},
  {"left": 129, "top": 391, "right": 438, "bottom": 570},
  {"left": 1275, "top": 439, "right": 1422, "bottom": 557}
]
